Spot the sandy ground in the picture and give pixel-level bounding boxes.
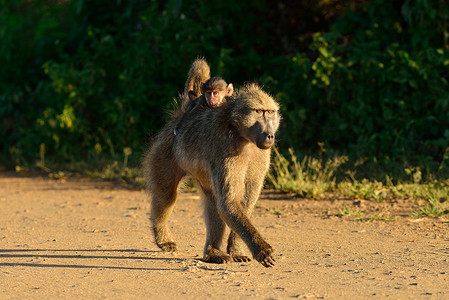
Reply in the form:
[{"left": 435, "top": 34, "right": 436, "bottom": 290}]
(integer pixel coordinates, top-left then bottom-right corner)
[{"left": 1, "top": 173, "right": 448, "bottom": 299}]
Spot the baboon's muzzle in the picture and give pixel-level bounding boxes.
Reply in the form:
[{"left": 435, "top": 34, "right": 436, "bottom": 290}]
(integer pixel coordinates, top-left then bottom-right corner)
[
  {"left": 253, "top": 114, "right": 278, "bottom": 149},
  {"left": 257, "top": 132, "right": 275, "bottom": 149}
]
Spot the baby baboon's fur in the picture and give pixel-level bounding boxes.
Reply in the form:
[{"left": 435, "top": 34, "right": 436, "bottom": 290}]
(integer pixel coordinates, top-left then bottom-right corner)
[
  {"left": 143, "top": 59, "right": 280, "bottom": 267},
  {"left": 174, "top": 76, "right": 233, "bottom": 136}
]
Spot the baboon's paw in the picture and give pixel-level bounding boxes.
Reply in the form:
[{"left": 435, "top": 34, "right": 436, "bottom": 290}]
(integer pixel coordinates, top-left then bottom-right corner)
[
  {"left": 204, "top": 248, "right": 232, "bottom": 264},
  {"left": 158, "top": 242, "right": 177, "bottom": 252},
  {"left": 256, "top": 245, "right": 275, "bottom": 267},
  {"left": 204, "top": 253, "right": 233, "bottom": 264},
  {"left": 232, "top": 255, "right": 251, "bottom": 263}
]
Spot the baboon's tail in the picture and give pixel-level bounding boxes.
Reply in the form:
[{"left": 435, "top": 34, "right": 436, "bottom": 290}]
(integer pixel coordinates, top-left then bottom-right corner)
[
  {"left": 182, "top": 58, "right": 210, "bottom": 111},
  {"left": 169, "top": 58, "right": 211, "bottom": 119}
]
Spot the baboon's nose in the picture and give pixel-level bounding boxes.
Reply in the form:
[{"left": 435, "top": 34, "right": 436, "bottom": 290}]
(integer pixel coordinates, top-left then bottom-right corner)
[{"left": 258, "top": 133, "right": 274, "bottom": 149}]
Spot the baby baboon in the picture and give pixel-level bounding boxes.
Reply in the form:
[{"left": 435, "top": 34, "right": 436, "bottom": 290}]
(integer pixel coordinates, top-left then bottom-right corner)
[
  {"left": 144, "top": 61, "right": 280, "bottom": 267},
  {"left": 175, "top": 76, "right": 234, "bottom": 135},
  {"left": 181, "top": 58, "right": 233, "bottom": 108}
]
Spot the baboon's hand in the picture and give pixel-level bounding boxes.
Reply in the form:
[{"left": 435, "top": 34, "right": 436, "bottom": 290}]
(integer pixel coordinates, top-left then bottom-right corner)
[{"left": 256, "top": 243, "right": 275, "bottom": 267}]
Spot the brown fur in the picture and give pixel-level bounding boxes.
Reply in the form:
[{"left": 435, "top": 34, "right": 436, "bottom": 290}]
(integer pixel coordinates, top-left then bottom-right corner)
[
  {"left": 143, "top": 62, "right": 280, "bottom": 267},
  {"left": 175, "top": 76, "right": 232, "bottom": 136}
]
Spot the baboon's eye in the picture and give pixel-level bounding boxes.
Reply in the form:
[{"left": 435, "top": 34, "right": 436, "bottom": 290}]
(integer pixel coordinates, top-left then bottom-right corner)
[
  {"left": 267, "top": 110, "right": 275, "bottom": 114},
  {"left": 255, "top": 109, "right": 263, "bottom": 114}
]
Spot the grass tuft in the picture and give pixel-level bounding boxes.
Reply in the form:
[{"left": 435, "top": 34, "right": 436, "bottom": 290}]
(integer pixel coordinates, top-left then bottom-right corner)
[
  {"left": 267, "top": 148, "right": 347, "bottom": 198},
  {"left": 268, "top": 147, "right": 449, "bottom": 218}
]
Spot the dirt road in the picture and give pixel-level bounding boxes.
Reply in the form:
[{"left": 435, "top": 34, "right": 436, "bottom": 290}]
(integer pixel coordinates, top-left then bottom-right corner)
[{"left": 1, "top": 174, "right": 448, "bottom": 299}]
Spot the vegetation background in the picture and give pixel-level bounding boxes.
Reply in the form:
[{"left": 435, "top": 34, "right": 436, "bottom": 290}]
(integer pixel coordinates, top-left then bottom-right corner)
[{"left": 1, "top": 0, "right": 449, "bottom": 195}]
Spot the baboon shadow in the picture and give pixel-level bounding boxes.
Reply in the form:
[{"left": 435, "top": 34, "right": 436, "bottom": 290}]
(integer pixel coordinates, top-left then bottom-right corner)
[{"left": 0, "top": 248, "right": 185, "bottom": 271}]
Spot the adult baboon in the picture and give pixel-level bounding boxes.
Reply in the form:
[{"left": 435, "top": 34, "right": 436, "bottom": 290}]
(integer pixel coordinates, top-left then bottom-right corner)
[{"left": 143, "top": 59, "right": 280, "bottom": 267}]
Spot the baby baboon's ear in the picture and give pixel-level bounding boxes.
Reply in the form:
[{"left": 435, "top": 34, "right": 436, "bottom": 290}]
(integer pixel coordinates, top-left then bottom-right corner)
[{"left": 226, "top": 83, "right": 234, "bottom": 96}]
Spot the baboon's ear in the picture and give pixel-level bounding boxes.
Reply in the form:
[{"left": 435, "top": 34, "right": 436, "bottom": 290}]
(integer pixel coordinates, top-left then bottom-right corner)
[{"left": 227, "top": 83, "right": 234, "bottom": 96}]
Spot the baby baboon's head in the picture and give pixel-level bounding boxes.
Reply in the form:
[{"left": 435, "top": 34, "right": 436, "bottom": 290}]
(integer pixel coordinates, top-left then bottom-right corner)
[{"left": 201, "top": 77, "right": 234, "bottom": 107}]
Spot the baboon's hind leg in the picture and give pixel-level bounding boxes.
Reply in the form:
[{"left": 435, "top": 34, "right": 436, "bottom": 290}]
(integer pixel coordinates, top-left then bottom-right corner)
[
  {"left": 202, "top": 189, "right": 232, "bottom": 264},
  {"left": 145, "top": 145, "right": 184, "bottom": 252},
  {"left": 227, "top": 230, "right": 251, "bottom": 262}
]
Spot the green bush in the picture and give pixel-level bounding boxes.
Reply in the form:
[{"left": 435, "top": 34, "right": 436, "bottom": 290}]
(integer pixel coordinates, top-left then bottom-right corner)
[
  {"left": 0, "top": 0, "right": 280, "bottom": 167},
  {"left": 1, "top": 0, "right": 448, "bottom": 180},
  {"left": 266, "top": 0, "right": 449, "bottom": 176}
]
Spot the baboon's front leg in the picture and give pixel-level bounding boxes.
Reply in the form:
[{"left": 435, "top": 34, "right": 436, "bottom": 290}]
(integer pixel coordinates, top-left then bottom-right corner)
[
  {"left": 218, "top": 202, "right": 274, "bottom": 267},
  {"left": 226, "top": 199, "right": 254, "bottom": 263},
  {"left": 227, "top": 169, "right": 267, "bottom": 262},
  {"left": 214, "top": 184, "right": 275, "bottom": 266},
  {"left": 202, "top": 189, "right": 232, "bottom": 264}
]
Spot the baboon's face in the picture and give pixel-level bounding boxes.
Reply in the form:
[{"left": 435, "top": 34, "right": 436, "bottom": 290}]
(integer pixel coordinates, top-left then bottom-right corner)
[
  {"left": 247, "top": 108, "right": 280, "bottom": 149},
  {"left": 232, "top": 87, "right": 280, "bottom": 150}
]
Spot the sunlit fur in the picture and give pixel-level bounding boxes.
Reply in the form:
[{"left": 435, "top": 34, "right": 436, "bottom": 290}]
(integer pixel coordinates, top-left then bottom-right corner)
[{"left": 143, "top": 59, "right": 280, "bottom": 267}]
